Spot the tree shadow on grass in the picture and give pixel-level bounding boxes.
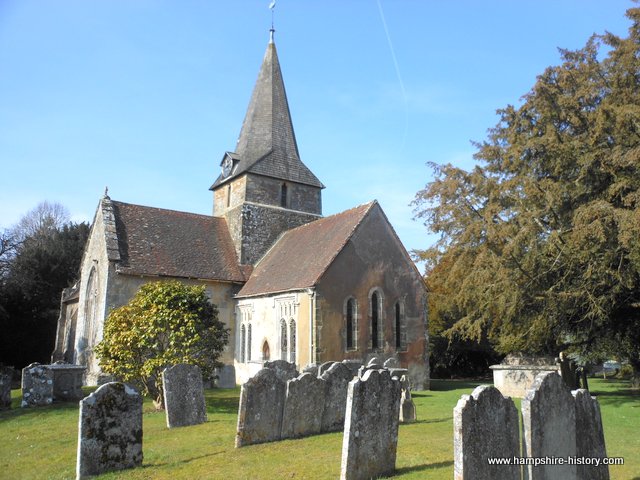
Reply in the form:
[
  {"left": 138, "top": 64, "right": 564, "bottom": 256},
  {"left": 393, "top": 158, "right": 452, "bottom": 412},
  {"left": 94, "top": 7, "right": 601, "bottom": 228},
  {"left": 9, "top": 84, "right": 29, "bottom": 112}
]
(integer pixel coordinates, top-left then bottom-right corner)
[
  {"left": 589, "top": 385, "right": 640, "bottom": 408},
  {"left": 206, "top": 394, "right": 240, "bottom": 414},
  {"left": 396, "top": 460, "right": 454, "bottom": 475},
  {"left": 401, "top": 417, "right": 450, "bottom": 426}
]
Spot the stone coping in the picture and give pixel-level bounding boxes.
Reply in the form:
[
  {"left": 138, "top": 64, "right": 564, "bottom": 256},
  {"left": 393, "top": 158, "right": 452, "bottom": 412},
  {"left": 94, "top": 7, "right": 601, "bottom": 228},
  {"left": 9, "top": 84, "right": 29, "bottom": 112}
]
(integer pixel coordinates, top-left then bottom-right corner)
[
  {"left": 490, "top": 364, "right": 557, "bottom": 371},
  {"left": 48, "top": 364, "right": 87, "bottom": 371}
]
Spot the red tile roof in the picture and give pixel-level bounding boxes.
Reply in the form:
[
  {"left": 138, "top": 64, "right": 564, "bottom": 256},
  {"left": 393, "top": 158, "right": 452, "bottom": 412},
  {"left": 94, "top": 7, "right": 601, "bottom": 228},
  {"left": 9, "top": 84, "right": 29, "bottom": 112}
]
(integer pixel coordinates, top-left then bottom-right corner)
[
  {"left": 110, "top": 200, "right": 245, "bottom": 283},
  {"left": 237, "top": 201, "right": 376, "bottom": 297}
]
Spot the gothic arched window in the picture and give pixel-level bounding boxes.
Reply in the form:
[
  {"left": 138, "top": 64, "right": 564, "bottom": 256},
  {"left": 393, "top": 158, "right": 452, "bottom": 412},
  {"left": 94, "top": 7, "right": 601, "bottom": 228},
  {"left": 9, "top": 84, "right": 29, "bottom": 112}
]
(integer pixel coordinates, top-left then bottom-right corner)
[
  {"left": 371, "top": 292, "right": 379, "bottom": 349},
  {"left": 240, "top": 324, "right": 246, "bottom": 363},
  {"left": 247, "top": 324, "right": 252, "bottom": 362},
  {"left": 280, "top": 319, "right": 288, "bottom": 360},
  {"left": 262, "top": 340, "right": 270, "bottom": 361},
  {"left": 395, "top": 301, "right": 402, "bottom": 350},
  {"left": 346, "top": 298, "right": 357, "bottom": 351}
]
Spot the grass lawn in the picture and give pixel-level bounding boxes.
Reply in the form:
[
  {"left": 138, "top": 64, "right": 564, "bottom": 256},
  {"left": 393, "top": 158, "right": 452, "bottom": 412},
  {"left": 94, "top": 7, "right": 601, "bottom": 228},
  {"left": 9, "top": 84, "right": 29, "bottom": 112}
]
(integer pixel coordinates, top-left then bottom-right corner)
[{"left": 1, "top": 378, "right": 638, "bottom": 479}]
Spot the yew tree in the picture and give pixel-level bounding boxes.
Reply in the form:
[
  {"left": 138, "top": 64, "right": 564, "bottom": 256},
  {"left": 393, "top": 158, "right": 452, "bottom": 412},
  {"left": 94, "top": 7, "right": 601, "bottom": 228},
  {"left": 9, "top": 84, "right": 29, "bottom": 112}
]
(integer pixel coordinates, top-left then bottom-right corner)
[
  {"left": 96, "top": 281, "right": 229, "bottom": 408},
  {"left": 414, "top": 7, "right": 640, "bottom": 385}
]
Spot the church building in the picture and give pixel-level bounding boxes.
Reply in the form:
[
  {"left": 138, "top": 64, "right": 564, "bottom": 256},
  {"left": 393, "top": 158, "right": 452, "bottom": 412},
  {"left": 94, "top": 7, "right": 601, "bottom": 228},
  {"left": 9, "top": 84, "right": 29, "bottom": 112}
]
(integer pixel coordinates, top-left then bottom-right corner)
[{"left": 53, "top": 31, "right": 430, "bottom": 389}]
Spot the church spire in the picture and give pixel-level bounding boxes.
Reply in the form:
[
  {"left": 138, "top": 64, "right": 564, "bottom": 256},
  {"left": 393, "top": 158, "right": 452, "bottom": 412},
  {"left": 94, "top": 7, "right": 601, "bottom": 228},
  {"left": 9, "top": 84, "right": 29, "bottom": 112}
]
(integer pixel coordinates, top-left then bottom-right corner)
[{"left": 211, "top": 34, "right": 323, "bottom": 190}]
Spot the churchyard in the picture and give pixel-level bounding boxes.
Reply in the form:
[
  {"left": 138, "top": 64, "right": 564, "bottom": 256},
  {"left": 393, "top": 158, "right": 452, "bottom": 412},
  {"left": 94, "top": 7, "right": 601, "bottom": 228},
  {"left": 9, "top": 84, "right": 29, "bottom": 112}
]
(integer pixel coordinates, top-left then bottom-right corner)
[{"left": 0, "top": 377, "right": 637, "bottom": 479}]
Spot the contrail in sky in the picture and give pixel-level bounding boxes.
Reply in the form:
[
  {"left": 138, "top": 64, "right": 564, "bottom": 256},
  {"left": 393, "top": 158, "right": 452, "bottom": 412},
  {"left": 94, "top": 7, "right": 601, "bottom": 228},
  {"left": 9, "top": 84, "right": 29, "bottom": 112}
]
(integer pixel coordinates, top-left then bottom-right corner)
[{"left": 376, "top": 0, "right": 409, "bottom": 154}]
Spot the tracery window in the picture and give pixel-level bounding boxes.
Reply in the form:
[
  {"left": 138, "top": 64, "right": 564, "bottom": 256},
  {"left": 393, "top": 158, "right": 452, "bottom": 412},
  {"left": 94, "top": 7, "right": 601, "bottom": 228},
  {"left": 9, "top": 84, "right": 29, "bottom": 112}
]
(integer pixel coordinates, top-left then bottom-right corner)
[{"left": 371, "top": 292, "right": 380, "bottom": 349}]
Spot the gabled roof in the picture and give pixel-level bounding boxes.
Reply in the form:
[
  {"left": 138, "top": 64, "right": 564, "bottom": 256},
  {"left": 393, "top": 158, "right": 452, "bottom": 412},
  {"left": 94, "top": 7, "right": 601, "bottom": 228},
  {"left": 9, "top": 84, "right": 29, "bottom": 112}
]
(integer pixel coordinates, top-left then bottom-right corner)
[
  {"left": 210, "top": 38, "right": 324, "bottom": 190},
  {"left": 107, "top": 199, "right": 245, "bottom": 283},
  {"left": 237, "top": 201, "right": 376, "bottom": 297}
]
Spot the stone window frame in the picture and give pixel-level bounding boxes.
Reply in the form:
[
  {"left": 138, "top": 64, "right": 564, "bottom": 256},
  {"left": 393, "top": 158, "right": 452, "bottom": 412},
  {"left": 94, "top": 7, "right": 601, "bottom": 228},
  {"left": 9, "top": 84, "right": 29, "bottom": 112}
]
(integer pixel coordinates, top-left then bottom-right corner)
[
  {"left": 279, "top": 318, "right": 288, "bottom": 361},
  {"left": 280, "top": 182, "right": 288, "bottom": 208},
  {"left": 262, "top": 340, "right": 270, "bottom": 361},
  {"left": 240, "top": 324, "right": 246, "bottom": 363},
  {"left": 344, "top": 296, "right": 358, "bottom": 352},
  {"left": 368, "top": 287, "right": 385, "bottom": 352},
  {"left": 237, "top": 303, "right": 254, "bottom": 363},
  {"left": 289, "top": 319, "right": 296, "bottom": 364},
  {"left": 393, "top": 299, "right": 407, "bottom": 352}
]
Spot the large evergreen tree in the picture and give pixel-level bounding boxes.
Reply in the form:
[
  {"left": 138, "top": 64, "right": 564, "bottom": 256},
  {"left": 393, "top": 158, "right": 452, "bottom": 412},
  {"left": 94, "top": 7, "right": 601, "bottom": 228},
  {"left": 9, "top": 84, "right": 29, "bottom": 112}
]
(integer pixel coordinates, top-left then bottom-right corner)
[
  {"left": 414, "top": 7, "right": 640, "bottom": 385},
  {"left": 0, "top": 203, "right": 88, "bottom": 368}
]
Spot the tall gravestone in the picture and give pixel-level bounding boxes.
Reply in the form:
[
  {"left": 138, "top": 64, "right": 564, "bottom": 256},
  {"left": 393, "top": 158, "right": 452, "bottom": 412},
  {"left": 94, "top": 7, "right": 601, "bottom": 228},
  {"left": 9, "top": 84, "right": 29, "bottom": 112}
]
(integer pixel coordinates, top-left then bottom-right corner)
[
  {"left": 399, "top": 375, "right": 417, "bottom": 423},
  {"left": 573, "top": 389, "right": 610, "bottom": 480},
  {"left": 340, "top": 369, "right": 401, "bottom": 480},
  {"left": 21, "top": 363, "right": 54, "bottom": 407},
  {"left": 522, "top": 371, "right": 577, "bottom": 480},
  {"left": 76, "top": 382, "right": 143, "bottom": 479},
  {"left": 235, "top": 368, "right": 286, "bottom": 447},
  {"left": 453, "top": 385, "right": 520, "bottom": 480},
  {"left": 162, "top": 364, "right": 207, "bottom": 428},
  {"left": 263, "top": 360, "right": 298, "bottom": 383},
  {"left": 281, "top": 373, "right": 326, "bottom": 438},
  {"left": 0, "top": 368, "right": 12, "bottom": 409},
  {"left": 320, "top": 362, "right": 353, "bottom": 432}
]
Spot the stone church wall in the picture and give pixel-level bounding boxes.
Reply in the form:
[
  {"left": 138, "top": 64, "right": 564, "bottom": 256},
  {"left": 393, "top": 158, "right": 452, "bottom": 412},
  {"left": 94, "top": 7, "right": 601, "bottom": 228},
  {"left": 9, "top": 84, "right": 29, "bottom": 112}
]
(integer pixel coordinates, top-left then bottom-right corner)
[
  {"left": 245, "top": 175, "right": 321, "bottom": 214},
  {"left": 315, "top": 206, "right": 429, "bottom": 389}
]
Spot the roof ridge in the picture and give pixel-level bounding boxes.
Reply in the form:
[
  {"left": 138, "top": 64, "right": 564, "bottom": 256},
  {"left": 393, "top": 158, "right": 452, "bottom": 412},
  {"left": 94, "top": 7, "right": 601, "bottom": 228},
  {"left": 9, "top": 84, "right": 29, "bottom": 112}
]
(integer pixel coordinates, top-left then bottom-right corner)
[{"left": 111, "top": 199, "right": 216, "bottom": 220}]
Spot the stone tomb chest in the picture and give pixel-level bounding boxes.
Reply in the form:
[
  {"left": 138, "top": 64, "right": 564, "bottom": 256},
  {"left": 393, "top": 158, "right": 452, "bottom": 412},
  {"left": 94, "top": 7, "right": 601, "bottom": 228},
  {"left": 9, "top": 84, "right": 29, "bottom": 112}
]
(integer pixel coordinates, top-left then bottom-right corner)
[{"left": 490, "top": 354, "right": 559, "bottom": 398}]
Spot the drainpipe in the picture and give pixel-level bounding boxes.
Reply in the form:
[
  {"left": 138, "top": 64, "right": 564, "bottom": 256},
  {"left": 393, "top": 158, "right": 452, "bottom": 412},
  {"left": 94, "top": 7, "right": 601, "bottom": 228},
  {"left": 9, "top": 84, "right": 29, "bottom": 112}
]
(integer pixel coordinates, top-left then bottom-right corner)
[{"left": 306, "top": 288, "right": 316, "bottom": 365}]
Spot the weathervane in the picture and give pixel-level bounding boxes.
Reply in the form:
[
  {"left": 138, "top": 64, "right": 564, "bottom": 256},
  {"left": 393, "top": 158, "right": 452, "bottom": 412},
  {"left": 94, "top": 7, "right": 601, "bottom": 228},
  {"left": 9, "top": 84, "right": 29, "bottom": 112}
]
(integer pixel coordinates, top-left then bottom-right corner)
[{"left": 269, "top": 0, "right": 276, "bottom": 42}]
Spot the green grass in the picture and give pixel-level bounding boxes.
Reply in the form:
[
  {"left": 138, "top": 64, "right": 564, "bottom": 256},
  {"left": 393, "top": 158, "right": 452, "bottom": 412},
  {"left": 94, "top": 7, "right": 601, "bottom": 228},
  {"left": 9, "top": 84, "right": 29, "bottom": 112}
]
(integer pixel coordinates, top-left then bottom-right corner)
[{"left": 1, "top": 378, "right": 638, "bottom": 479}]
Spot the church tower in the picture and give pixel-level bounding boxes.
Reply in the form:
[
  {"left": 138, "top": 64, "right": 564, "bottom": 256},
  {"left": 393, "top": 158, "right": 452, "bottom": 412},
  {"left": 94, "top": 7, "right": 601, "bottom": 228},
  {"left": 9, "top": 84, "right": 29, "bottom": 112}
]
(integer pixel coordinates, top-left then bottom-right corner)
[{"left": 211, "top": 31, "right": 324, "bottom": 265}]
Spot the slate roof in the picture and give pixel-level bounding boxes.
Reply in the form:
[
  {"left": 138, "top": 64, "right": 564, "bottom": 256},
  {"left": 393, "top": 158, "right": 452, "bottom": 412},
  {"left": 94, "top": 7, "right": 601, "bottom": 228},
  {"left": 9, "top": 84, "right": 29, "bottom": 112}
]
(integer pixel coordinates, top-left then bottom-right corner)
[
  {"left": 237, "top": 201, "right": 376, "bottom": 297},
  {"left": 109, "top": 199, "right": 245, "bottom": 283},
  {"left": 210, "top": 38, "right": 324, "bottom": 190}
]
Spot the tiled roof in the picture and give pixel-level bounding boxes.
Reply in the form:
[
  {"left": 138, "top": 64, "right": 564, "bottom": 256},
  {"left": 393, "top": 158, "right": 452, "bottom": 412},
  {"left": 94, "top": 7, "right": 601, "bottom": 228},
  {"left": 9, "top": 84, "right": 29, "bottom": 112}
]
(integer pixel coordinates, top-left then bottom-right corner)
[
  {"left": 237, "top": 202, "right": 376, "bottom": 297},
  {"left": 211, "top": 40, "right": 324, "bottom": 190},
  {"left": 109, "top": 200, "right": 245, "bottom": 283}
]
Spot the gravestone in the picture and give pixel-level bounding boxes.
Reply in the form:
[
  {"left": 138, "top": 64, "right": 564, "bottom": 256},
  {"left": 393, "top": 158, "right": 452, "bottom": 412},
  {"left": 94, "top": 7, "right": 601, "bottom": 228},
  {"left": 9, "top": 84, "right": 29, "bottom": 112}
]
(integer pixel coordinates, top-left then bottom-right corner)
[
  {"left": 522, "top": 371, "right": 577, "bottom": 480},
  {"left": 318, "top": 361, "right": 337, "bottom": 377},
  {"left": 49, "top": 363, "right": 86, "bottom": 401},
  {"left": 162, "top": 364, "right": 207, "bottom": 428},
  {"left": 383, "top": 357, "right": 400, "bottom": 369},
  {"left": 263, "top": 360, "right": 298, "bottom": 383},
  {"left": 302, "top": 363, "right": 320, "bottom": 377},
  {"left": 573, "top": 389, "right": 610, "bottom": 480},
  {"left": 76, "top": 382, "right": 143, "bottom": 479},
  {"left": 320, "top": 362, "right": 353, "bottom": 432},
  {"left": 0, "top": 368, "right": 12, "bottom": 409},
  {"left": 215, "top": 364, "right": 236, "bottom": 389},
  {"left": 341, "top": 360, "right": 362, "bottom": 378},
  {"left": 399, "top": 375, "right": 416, "bottom": 423},
  {"left": 366, "top": 357, "right": 383, "bottom": 369},
  {"left": 236, "top": 368, "right": 286, "bottom": 447},
  {"left": 21, "top": 363, "right": 54, "bottom": 407},
  {"left": 281, "top": 373, "right": 326, "bottom": 438},
  {"left": 453, "top": 385, "right": 519, "bottom": 480},
  {"left": 340, "top": 369, "right": 401, "bottom": 480}
]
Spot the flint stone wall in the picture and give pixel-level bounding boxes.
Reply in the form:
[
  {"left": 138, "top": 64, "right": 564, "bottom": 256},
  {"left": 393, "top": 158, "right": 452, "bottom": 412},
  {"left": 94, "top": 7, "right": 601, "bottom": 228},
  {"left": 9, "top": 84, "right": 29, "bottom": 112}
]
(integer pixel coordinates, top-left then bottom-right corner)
[
  {"left": 522, "top": 372, "right": 577, "bottom": 480},
  {"left": 281, "top": 373, "right": 326, "bottom": 438},
  {"left": 162, "top": 364, "right": 207, "bottom": 429},
  {"left": 320, "top": 362, "right": 353, "bottom": 432},
  {"left": 453, "top": 385, "right": 519, "bottom": 480},
  {"left": 21, "top": 363, "right": 54, "bottom": 407},
  {"left": 573, "top": 389, "right": 609, "bottom": 480},
  {"left": 76, "top": 382, "right": 143, "bottom": 480},
  {"left": 340, "top": 369, "right": 401, "bottom": 480},
  {"left": 236, "top": 368, "right": 286, "bottom": 447}
]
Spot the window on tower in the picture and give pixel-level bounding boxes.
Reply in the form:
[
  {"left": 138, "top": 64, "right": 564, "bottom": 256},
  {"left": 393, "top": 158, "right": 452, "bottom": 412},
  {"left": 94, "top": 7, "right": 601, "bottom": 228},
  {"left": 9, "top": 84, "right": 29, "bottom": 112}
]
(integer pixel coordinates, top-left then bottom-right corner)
[{"left": 280, "top": 183, "right": 288, "bottom": 208}]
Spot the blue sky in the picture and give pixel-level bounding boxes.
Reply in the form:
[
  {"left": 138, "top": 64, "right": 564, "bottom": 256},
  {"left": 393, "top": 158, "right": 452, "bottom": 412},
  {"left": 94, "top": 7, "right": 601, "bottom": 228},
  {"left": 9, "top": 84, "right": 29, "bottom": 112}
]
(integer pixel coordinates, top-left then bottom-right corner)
[{"left": 0, "top": 0, "right": 633, "bottom": 269}]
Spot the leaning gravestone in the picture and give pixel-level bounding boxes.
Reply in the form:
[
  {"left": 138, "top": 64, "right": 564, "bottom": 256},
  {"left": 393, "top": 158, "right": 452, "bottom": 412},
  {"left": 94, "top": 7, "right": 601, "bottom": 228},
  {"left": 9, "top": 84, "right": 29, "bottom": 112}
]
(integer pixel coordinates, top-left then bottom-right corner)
[
  {"left": 21, "top": 363, "right": 54, "bottom": 407},
  {"left": 0, "top": 368, "right": 12, "bottom": 409},
  {"left": 573, "top": 389, "right": 610, "bottom": 480},
  {"left": 77, "top": 382, "right": 143, "bottom": 479},
  {"left": 236, "top": 368, "right": 286, "bottom": 447},
  {"left": 281, "top": 373, "right": 326, "bottom": 438},
  {"left": 453, "top": 385, "right": 519, "bottom": 480},
  {"left": 340, "top": 369, "right": 401, "bottom": 480},
  {"left": 162, "top": 364, "right": 207, "bottom": 428},
  {"left": 320, "top": 362, "right": 354, "bottom": 432},
  {"left": 399, "top": 375, "right": 417, "bottom": 423},
  {"left": 522, "top": 371, "right": 577, "bottom": 480}
]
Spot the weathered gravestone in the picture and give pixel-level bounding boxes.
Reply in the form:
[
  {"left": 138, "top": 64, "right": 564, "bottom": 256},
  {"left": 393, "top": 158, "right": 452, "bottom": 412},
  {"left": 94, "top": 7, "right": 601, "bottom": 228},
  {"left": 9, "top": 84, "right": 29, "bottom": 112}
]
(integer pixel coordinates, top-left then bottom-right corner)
[
  {"left": 341, "top": 360, "right": 362, "bottom": 378},
  {"left": 522, "top": 371, "right": 577, "bottom": 480},
  {"left": 573, "top": 389, "right": 610, "bottom": 480},
  {"left": 49, "top": 363, "right": 86, "bottom": 401},
  {"left": 302, "top": 363, "right": 320, "bottom": 377},
  {"left": 76, "top": 382, "right": 143, "bottom": 480},
  {"left": 320, "top": 362, "right": 353, "bottom": 432},
  {"left": 21, "top": 363, "right": 54, "bottom": 407},
  {"left": 215, "top": 364, "right": 236, "bottom": 389},
  {"left": 318, "top": 361, "right": 337, "bottom": 377},
  {"left": 0, "top": 367, "right": 13, "bottom": 409},
  {"left": 162, "top": 364, "right": 207, "bottom": 428},
  {"left": 281, "top": 373, "right": 326, "bottom": 438},
  {"left": 264, "top": 360, "right": 298, "bottom": 383},
  {"left": 236, "top": 368, "right": 286, "bottom": 447},
  {"left": 340, "top": 369, "right": 401, "bottom": 480},
  {"left": 453, "top": 385, "right": 519, "bottom": 480},
  {"left": 399, "top": 375, "right": 417, "bottom": 423}
]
